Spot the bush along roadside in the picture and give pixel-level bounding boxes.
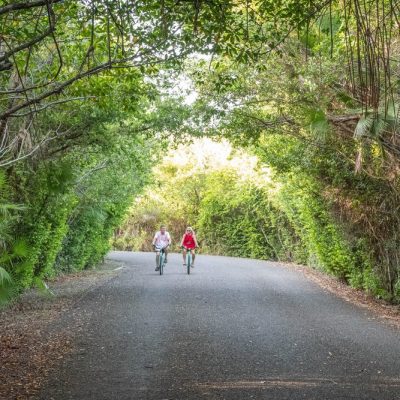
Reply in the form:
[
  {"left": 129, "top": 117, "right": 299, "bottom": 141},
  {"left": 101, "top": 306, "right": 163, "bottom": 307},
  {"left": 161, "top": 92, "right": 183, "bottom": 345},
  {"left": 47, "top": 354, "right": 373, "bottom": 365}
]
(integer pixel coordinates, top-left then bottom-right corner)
[{"left": 1, "top": 127, "right": 155, "bottom": 303}]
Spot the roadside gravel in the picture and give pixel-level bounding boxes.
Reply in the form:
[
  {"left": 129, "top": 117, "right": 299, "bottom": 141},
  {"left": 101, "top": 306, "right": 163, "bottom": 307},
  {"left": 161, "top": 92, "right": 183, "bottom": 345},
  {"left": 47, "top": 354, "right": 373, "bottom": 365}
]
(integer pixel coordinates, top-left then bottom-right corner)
[{"left": 0, "top": 260, "right": 124, "bottom": 400}]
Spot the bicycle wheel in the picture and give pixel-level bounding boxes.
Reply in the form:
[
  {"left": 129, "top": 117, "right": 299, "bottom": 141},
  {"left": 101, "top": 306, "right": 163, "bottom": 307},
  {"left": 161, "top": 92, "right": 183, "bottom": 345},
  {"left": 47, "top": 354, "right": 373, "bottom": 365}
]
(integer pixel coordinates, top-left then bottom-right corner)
[
  {"left": 186, "top": 251, "right": 191, "bottom": 275},
  {"left": 159, "top": 251, "right": 165, "bottom": 275}
]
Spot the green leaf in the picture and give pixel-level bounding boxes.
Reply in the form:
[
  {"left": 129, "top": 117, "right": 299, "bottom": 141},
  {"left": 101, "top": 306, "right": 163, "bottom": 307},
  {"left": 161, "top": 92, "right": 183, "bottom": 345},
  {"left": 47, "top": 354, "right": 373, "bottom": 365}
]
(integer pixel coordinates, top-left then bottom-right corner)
[{"left": 354, "top": 114, "right": 374, "bottom": 138}]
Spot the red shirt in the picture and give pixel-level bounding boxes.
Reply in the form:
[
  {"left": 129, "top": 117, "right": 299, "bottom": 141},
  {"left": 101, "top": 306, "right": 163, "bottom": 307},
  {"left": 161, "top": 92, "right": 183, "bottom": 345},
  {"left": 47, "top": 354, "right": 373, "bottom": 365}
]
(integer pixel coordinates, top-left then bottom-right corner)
[{"left": 182, "top": 233, "right": 196, "bottom": 249}]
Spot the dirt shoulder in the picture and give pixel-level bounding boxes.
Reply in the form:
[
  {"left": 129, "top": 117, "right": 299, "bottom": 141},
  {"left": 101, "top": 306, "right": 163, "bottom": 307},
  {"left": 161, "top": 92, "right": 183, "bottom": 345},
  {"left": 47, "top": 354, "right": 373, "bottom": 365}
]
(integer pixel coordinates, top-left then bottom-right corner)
[
  {"left": 0, "top": 260, "right": 125, "bottom": 400},
  {"left": 280, "top": 262, "right": 400, "bottom": 329}
]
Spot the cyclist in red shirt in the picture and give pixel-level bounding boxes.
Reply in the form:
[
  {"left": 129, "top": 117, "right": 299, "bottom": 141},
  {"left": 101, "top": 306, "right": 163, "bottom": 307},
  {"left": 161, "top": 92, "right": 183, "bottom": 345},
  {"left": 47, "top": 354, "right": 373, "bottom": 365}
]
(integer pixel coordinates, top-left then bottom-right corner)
[{"left": 180, "top": 226, "right": 199, "bottom": 268}]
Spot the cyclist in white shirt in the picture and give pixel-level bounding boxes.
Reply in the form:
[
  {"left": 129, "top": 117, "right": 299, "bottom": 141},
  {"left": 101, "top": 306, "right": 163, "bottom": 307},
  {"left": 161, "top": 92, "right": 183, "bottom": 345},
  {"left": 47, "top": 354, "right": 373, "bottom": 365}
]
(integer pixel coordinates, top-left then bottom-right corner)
[{"left": 152, "top": 225, "right": 171, "bottom": 271}]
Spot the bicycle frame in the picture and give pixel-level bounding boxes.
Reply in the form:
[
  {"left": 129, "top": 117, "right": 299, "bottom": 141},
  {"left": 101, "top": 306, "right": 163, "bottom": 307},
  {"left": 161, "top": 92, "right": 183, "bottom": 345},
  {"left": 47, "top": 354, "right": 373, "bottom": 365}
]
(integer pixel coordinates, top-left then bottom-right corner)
[
  {"left": 183, "top": 247, "right": 194, "bottom": 275},
  {"left": 157, "top": 247, "right": 166, "bottom": 275}
]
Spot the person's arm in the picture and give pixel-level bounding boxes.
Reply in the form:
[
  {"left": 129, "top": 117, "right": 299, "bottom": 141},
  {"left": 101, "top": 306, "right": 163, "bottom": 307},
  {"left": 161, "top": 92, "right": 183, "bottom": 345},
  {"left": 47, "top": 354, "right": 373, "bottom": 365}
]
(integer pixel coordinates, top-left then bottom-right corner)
[
  {"left": 193, "top": 233, "right": 199, "bottom": 248},
  {"left": 180, "top": 234, "right": 185, "bottom": 247},
  {"left": 167, "top": 232, "right": 171, "bottom": 247},
  {"left": 152, "top": 233, "right": 158, "bottom": 246}
]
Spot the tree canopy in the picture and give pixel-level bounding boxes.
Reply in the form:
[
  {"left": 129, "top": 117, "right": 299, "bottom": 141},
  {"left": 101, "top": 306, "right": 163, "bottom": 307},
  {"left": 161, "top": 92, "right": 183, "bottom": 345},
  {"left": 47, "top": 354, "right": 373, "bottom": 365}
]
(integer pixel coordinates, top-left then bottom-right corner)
[{"left": 2, "top": 0, "right": 400, "bottom": 303}]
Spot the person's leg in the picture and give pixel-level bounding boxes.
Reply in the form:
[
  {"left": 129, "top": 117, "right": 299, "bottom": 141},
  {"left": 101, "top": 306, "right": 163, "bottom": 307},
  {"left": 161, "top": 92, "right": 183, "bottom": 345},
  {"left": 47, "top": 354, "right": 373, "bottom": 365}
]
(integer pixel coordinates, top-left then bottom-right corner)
[
  {"left": 182, "top": 248, "right": 187, "bottom": 265},
  {"left": 155, "top": 251, "right": 160, "bottom": 270},
  {"left": 164, "top": 248, "right": 168, "bottom": 263},
  {"left": 191, "top": 249, "right": 195, "bottom": 267}
]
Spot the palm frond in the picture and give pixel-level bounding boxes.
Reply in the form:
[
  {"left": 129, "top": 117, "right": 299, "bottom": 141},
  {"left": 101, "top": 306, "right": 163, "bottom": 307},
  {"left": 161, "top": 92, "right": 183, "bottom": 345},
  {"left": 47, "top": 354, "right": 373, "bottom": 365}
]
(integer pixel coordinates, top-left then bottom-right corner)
[
  {"left": 309, "top": 109, "right": 331, "bottom": 139},
  {"left": 0, "top": 266, "right": 16, "bottom": 306},
  {"left": 84, "top": 207, "right": 108, "bottom": 223},
  {"left": 354, "top": 114, "right": 374, "bottom": 138},
  {"left": 0, "top": 266, "right": 12, "bottom": 285},
  {"left": 12, "top": 240, "right": 29, "bottom": 258},
  {"left": 0, "top": 203, "right": 25, "bottom": 213},
  {"left": 371, "top": 117, "right": 389, "bottom": 138},
  {"left": 0, "top": 219, "right": 14, "bottom": 247},
  {"left": 386, "top": 100, "right": 399, "bottom": 120}
]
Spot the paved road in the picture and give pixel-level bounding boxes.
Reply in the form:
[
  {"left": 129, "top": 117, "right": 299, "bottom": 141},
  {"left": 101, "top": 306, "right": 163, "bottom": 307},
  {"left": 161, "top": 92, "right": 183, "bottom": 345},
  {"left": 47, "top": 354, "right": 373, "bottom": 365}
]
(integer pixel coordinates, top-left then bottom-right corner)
[{"left": 40, "top": 252, "right": 400, "bottom": 400}]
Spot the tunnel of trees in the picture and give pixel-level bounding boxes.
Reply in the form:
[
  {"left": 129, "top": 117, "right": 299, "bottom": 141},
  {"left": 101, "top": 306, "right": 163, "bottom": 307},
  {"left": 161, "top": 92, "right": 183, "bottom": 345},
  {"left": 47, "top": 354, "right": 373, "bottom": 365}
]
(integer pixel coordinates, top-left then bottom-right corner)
[{"left": 1, "top": 0, "right": 400, "bottom": 303}]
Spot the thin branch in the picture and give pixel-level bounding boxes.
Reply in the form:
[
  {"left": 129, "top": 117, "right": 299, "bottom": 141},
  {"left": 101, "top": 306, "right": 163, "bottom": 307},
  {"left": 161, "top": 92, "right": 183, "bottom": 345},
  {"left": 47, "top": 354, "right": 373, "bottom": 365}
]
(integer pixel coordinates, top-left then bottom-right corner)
[
  {"left": 0, "top": 62, "right": 112, "bottom": 120},
  {"left": 0, "top": 2, "right": 56, "bottom": 65},
  {"left": 76, "top": 160, "right": 109, "bottom": 184},
  {"left": 0, "top": 131, "right": 59, "bottom": 167},
  {"left": 9, "top": 96, "right": 96, "bottom": 117},
  {"left": 0, "top": 0, "right": 62, "bottom": 16}
]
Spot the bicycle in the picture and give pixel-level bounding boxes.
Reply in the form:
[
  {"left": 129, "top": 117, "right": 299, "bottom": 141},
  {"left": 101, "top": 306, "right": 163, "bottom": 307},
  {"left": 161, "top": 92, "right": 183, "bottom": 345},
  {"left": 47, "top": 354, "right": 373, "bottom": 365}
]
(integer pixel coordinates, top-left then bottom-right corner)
[
  {"left": 155, "top": 246, "right": 167, "bottom": 275},
  {"left": 182, "top": 247, "right": 196, "bottom": 275}
]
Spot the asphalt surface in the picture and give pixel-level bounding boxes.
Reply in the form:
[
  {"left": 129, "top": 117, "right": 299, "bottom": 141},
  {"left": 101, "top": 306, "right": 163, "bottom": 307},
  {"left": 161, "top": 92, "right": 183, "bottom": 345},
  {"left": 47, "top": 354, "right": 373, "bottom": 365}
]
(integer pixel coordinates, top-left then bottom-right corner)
[{"left": 39, "top": 251, "right": 400, "bottom": 400}]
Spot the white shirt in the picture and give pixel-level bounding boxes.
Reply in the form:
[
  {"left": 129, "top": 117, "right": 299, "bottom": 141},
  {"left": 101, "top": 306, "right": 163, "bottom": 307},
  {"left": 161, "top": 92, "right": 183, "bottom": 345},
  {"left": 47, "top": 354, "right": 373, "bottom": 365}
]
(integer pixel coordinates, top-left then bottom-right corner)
[{"left": 153, "top": 231, "right": 171, "bottom": 248}]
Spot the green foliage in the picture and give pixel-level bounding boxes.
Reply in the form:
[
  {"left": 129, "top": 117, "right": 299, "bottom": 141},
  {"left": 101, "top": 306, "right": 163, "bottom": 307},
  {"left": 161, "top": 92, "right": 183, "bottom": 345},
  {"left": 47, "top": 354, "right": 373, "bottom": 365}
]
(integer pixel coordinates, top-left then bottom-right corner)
[
  {"left": 10, "top": 161, "right": 77, "bottom": 287},
  {"left": 270, "top": 174, "right": 355, "bottom": 278},
  {"left": 0, "top": 170, "right": 28, "bottom": 304},
  {"left": 0, "top": 267, "right": 15, "bottom": 306},
  {"left": 197, "top": 170, "right": 306, "bottom": 262},
  {"left": 2, "top": 68, "right": 157, "bottom": 293},
  {"left": 57, "top": 137, "right": 153, "bottom": 272},
  {"left": 173, "top": 11, "right": 400, "bottom": 301},
  {"left": 2, "top": 0, "right": 400, "bottom": 306}
]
